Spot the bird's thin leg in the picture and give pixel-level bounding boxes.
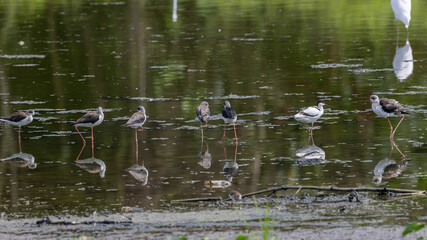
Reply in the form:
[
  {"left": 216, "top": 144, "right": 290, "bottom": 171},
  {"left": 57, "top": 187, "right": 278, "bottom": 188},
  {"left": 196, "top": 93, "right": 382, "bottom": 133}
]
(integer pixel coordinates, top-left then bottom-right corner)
[
  {"left": 75, "top": 126, "right": 86, "bottom": 160},
  {"left": 221, "top": 141, "right": 227, "bottom": 159},
  {"left": 18, "top": 127, "right": 22, "bottom": 153},
  {"left": 75, "top": 126, "right": 86, "bottom": 146},
  {"left": 391, "top": 115, "right": 405, "bottom": 138},
  {"left": 392, "top": 140, "right": 406, "bottom": 160},
  {"left": 233, "top": 122, "right": 238, "bottom": 143},
  {"left": 221, "top": 123, "right": 226, "bottom": 142},
  {"left": 396, "top": 20, "right": 399, "bottom": 38},
  {"left": 234, "top": 139, "right": 238, "bottom": 163},
  {"left": 406, "top": 27, "right": 409, "bottom": 42},
  {"left": 200, "top": 122, "right": 204, "bottom": 139},
  {"left": 387, "top": 118, "right": 394, "bottom": 142},
  {"left": 91, "top": 127, "right": 94, "bottom": 158},
  {"left": 135, "top": 128, "right": 138, "bottom": 164}
]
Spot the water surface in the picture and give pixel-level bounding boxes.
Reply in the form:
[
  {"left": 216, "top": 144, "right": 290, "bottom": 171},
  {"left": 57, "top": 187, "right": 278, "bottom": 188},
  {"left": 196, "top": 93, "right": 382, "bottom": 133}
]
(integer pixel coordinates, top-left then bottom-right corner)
[{"left": 0, "top": 0, "right": 426, "bottom": 220}]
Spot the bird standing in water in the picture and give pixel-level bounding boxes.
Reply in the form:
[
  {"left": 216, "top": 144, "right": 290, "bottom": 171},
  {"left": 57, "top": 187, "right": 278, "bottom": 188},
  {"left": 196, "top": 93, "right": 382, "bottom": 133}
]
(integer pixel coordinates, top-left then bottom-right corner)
[
  {"left": 294, "top": 100, "right": 325, "bottom": 135},
  {"left": 0, "top": 109, "right": 35, "bottom": 153},
  {"left": 71, "top": 107, "right": 104, "bottom": 159},
  {"left": 221, "top": 101, "right": 238, "bottom": 143},
  {"left": 196, "top": 101, "right": 210, "bottom": 139},
  {"left": 125, "top": 106, "right": 147, "bottom": 163},
  {"left": 370, "top": 95, "right": 408, "bottom": 142},
  {"left": 391, "top": 0, "right": 411, "bottom": 30}
]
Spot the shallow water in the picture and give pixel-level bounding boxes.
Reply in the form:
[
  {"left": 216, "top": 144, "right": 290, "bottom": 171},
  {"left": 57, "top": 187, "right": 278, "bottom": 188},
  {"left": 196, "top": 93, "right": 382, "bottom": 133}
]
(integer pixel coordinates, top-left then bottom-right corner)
[{"left": 0, "top": 0, "right": 426, "bottom": 221}]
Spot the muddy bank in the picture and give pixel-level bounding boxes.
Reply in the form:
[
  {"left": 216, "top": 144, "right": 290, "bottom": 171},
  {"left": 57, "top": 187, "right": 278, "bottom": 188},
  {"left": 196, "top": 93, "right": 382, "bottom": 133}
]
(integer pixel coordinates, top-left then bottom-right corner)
[{"left": 0, "top": 194, "right": 426, "bottom": 239}]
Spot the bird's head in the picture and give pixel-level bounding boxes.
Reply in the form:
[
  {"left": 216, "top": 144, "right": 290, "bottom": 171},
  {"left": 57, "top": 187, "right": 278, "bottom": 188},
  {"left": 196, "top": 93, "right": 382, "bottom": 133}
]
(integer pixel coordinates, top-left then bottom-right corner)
[
  {"left": 26, "top": 110, "right": 35, "bottom": 116},
  {"left": 137, "top": 106, "right": 146, "bottom": 113},
  {"left": 369, "top": 95, "right": 380, "bottom": 103},
  {"left": 224, "top": 100, "right": 231, "bottom": 108}
]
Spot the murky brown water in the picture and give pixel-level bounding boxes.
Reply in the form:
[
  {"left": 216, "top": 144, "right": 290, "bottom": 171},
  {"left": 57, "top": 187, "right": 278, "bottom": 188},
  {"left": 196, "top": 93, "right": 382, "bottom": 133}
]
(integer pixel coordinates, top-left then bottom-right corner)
[{"left": 0, "top": 0, "right": 426, "bottom": 228}]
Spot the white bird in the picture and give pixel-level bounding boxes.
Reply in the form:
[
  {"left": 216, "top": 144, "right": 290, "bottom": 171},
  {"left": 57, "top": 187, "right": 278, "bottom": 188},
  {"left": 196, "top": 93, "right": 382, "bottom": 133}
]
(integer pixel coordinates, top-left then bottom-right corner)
[
  {"left": 294, "top": 100, "right": 325, "bottom": 131},
  {"left": 391, "top": 0, "right": 411, "bottom": 29},
  {"left": 393, "top": 40, "right": 413, "bottom": 81}
]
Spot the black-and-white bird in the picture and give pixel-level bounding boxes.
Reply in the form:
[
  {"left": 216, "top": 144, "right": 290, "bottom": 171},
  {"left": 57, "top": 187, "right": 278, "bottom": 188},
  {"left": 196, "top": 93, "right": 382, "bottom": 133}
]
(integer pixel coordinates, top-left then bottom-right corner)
[
  {"left": 0, "top": 110, "right": 35, "bottom": 152},
  {"left": 125, "top": 106, "right": 146, "bottom": 130},
  {"left": 125, "top": 106, "right": 146, "bottom": 163},
  {"left": 294, "top": 100, "right": 325, "bottom": 131},
  {"left": 370, "top": 95, "right": 408, "bottom": 140},
  {"left": 70, "top": 107, "right": 104, "bottom": 158},
  {"left": 196, "top": 101, "right": 210, "bottom": 138},
  {"left": 221, "top": 101, "right": 238, "bottom": 142}
]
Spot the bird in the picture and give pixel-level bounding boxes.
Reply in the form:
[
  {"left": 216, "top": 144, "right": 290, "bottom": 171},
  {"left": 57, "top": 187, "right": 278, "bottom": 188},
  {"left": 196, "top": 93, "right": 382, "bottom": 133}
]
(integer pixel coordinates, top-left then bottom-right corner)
[
  {"left": 294, "top": 100, "right": 325, "bottom": 134},
  {"left": 124, "top": 106, "right": 146, "bottom": 163},
  {"left": 391, "top": 0, "right": 411, "bottom": 30},
  {"left": 228, "top": 189, "right": 242, "bottom": 204},
  {"left": 196, "top": 101, "right": 210, "bottom": 138},
  {"left": 75, "top": 157, "right": 106, "bottom": 178},
  {"left": 221, "top": 101, "right": 238, "bottom": 143},
  {"left": 0, "top": 109, "right": 35, "bottom": 153},
  {"left": 70, "top": 107, "right": 104, "bottom": 159},
  {"left": 369, "top": 95, "right": 408, "bottom": 142},
  {"left": 125, "top": 163, "right": 149, "bottom": 186}
]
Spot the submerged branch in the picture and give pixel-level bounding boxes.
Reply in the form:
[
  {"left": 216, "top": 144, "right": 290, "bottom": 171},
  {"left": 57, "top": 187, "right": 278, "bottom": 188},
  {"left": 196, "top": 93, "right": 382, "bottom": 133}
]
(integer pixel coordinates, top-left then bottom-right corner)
[
  {"left": 172, "top": 185, "right": 425, "bottom": 203},
  {"left": 171, "top": 197, "right": 223, "bottom": 203},
  {"left": 241, "top": 185, "right": 426, "bottom": 198}
]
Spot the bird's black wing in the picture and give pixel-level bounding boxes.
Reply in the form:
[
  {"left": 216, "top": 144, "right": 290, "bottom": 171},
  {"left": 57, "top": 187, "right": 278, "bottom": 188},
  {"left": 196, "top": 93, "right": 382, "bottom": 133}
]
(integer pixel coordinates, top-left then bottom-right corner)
[
  {"left": 1, "top": 112, "right": 27, "bottom": 122},
  {"left": 222, "top": 107, "right": 237, "bottom": 119}
]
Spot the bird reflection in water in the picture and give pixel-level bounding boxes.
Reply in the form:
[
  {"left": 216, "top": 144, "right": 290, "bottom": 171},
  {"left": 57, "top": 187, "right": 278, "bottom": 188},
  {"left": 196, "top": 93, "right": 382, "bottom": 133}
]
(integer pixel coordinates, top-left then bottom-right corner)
[
  {"left": 222, "top": 140, "right": 239, "bottom": 182},
  {"left": 75, "top": 157, "right": 106, "bottom": 178},
  {"left": 295, "top": 134, "right": 325, "bottom": 165},
  {"left": 393, "top": 39, "right": 413, "bottom": 81},
  {"left": 125, "top": 163, "right": 149, "bottom": 186},
  {"left": 198, "top": 142, "right": 212, "bottom": 169},
  {"left": 1, "top": 152, "right": 37, "bottom": 169},
  {"left": 373, "top": 158, "right": 407, "bottom": 185},
  {"left": 373, "top": 139, "right": 407, "bottom": 184},
  {"left": 124, "top": 106, "right": 149, "bottom": 185}
]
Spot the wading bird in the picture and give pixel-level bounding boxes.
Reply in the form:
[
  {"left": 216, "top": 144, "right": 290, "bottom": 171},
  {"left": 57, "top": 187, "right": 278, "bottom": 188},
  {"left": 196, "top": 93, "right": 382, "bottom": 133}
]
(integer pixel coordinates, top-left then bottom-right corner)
[
  {"left": 369, "top": 95, "right": 408, "bottom": 142},
  {"left": 221, "top": 101, "right": 237, "bottom": 143},
  {"left": 391, "top": 0, "right": 411, "bottom": 30},
  {"left": 294, "top": 100, "right": 325, "bottom": 134},
  {"left": 196, "top": 101, "right": 210, "bottom": 138},
  {"left": 0, "top": 109, "right": 35, "bottom": 152},
  {"left": 71, "top": 107, "right": 104, "bottom": 158}
]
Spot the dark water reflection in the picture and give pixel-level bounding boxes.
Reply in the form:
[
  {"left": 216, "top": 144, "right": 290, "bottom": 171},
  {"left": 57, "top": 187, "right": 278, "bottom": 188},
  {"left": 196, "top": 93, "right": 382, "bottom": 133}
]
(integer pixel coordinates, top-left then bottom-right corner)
[{"left": 0, "top": 0, "right": 427, "bottom": 217}]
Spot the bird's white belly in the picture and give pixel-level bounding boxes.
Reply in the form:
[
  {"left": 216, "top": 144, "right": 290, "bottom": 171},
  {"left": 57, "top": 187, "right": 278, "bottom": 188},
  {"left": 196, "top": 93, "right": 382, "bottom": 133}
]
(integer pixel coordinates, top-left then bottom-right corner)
[
  {"left": 372, "top": 104, "right": 392, "bottom": 118},
  {"left": 223, "top": 116, "right": 237, "bottom": 124}
]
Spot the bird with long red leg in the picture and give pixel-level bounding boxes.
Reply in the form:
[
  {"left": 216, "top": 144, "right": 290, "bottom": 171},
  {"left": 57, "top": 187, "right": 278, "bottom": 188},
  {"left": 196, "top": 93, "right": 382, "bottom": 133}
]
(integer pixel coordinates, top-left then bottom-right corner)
[
  {"left": 0, "top": 109, "right": 35, "bottom": 153},
  {"left": 124, "top": 106, "right": 146, "bottom": 163},
  {"left": 221, "top": 101, "right": 238, "bottom": 143},
  {"left": 370, "top": 95, "right": 408, "bottom": 156},
  {"left": 71, "top": 107, "right": 104, "bottom": 160}
]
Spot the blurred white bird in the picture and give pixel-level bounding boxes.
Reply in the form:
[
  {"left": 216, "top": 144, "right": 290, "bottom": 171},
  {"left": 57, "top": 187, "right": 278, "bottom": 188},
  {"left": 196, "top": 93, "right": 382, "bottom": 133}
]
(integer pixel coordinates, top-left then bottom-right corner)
[{"left": 391, "top": 0, "right": 411, "bottom": 29}]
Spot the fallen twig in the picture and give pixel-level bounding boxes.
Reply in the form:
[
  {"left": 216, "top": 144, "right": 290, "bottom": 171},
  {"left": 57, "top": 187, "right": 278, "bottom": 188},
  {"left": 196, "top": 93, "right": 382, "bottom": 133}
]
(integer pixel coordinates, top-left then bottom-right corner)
[
  {"left": 171, "top": 197, "right": 222, "bottom": 203},
  {"left": 241, "top": 185, "right": 425, "bottom": 198}
]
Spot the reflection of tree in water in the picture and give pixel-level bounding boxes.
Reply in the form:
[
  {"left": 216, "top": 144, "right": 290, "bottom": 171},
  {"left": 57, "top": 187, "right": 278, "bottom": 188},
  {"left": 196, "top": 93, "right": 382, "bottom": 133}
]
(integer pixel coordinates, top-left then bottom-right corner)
[{"left": 1, "top": 152, "right": 37, "bottom": 169}]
